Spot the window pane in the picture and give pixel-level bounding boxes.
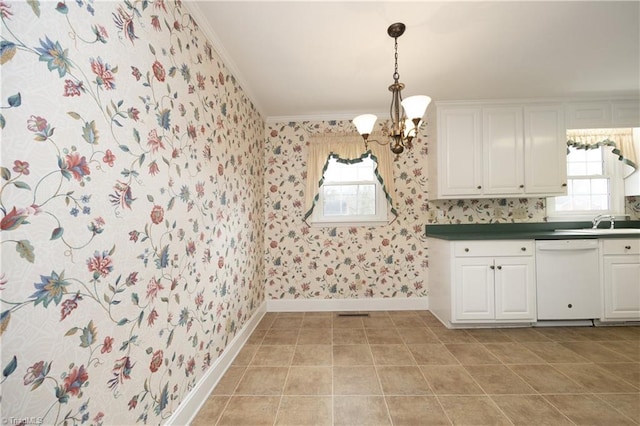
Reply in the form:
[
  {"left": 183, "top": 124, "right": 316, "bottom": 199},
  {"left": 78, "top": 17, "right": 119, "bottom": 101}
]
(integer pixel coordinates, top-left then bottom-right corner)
[
  {"left": 585, "top": 148, "right": 602, "bottom": 162},
  {"left": 323, "top": 184, "right": 376, "bottom": 216},
  {"left": 572, "top": 179, "right": 591, "bottom": 195},
  {"left": 591, "top": 178, "right": 609, "bottom": 195},
  {"left": 568, "top": 148, "right": 586, "bottom": 162},
  {"left": 323, "top": 157, "right": 376, "bottom": 183},
  {"left": 591, "top": 194, "right": 609, "bottom": 210},
  {"left": 568, "top": 163, "right": 587, "bottom": 176}
]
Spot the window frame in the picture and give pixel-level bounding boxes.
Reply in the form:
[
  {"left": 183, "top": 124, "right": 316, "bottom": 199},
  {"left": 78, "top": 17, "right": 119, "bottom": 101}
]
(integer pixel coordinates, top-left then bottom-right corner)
[
  {"left": 547, "top": 144, "right": 626, "bottom": 221},
  {"left": 310, "top": 155, "right": 389, "bottom": 227}
]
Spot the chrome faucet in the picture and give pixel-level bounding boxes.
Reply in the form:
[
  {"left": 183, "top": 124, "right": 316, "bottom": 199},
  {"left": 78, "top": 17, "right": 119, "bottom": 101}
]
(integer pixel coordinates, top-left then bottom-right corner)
[{"left": 592, "top": 214, "right": 615, "bottom": 229}]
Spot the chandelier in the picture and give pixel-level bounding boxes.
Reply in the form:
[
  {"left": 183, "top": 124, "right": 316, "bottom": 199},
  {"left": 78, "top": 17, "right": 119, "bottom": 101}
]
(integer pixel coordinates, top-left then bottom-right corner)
[{"left": 353, "top": 22, "right": 431, "bottom": 155}]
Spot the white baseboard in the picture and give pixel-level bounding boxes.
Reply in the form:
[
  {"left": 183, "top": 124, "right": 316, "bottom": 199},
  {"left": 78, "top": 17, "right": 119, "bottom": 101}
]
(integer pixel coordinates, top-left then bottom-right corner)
[
  {"left": 267, "top": 297, "right": 429, "bottom": 312},
  {"left": 165, "top": 301, "right": 267, "bottom": 425}
]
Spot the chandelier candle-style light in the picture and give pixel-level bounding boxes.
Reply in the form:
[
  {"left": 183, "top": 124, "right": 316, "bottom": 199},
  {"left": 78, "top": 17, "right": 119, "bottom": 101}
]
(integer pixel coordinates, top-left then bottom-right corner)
[{"left": 353, "top": 22, "right": 431, "bottom": 155}]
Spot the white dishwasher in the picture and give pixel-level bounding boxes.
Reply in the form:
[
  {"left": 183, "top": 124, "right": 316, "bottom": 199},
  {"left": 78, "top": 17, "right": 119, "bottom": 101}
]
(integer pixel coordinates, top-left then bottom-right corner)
[{"left": 535, "top": 239, "right": 600, "bottom": 320}]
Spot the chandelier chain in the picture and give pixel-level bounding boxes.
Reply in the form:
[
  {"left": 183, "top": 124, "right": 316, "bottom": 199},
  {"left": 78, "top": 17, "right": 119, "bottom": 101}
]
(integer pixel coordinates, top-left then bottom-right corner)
[{"left": 393, "top": 37, "right": 400, "bottom": 82}]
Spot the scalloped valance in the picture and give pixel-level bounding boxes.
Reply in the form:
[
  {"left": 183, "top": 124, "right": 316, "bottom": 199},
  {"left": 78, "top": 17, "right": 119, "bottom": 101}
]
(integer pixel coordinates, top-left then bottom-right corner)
[
  {"left": 567, "top": 128, "right": 637, "bottom": 178},
  {"left": 304, "top": 133, "right": 397, "bottom": 222}
]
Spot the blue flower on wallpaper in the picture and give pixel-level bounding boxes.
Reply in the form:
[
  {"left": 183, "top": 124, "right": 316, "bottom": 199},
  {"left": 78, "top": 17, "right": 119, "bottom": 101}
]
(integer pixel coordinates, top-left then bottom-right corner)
[
  {"left": 31, "top": 271, "right": 70, "bottom": 307},
  {"left": 35, "top": 37, "right": 71, "bottom": 77}
]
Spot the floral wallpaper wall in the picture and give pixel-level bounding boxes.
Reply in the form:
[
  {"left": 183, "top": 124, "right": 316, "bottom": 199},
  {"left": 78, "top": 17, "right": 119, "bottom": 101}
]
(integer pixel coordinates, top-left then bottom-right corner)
[
  {"left": 1, "top": 1, "right": 264, "bottom": 424},
  {"left": 264, "top": 120, "right": 640, "bottom": 301}
]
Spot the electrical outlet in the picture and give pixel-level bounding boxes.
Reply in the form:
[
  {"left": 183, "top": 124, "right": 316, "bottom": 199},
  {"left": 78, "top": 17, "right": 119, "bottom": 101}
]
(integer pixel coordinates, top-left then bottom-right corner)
[{"left": 493, "top": 207, "right": 503, "bottom": 218}]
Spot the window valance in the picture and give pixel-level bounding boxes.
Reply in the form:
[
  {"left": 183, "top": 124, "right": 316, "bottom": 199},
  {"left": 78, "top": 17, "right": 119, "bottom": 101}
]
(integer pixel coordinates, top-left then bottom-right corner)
[
  {"left": 304, "top": 134, "right": 397, "bottom": 222},
  {"left": 567, "top": 128, "right": 637, "bottom": 178}
]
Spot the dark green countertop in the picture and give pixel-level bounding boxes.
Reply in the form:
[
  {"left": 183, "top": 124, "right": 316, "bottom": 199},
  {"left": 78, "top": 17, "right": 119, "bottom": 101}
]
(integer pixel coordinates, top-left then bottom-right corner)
[{"left": 425, "top": 221, "right": 640, "bottom": 240}]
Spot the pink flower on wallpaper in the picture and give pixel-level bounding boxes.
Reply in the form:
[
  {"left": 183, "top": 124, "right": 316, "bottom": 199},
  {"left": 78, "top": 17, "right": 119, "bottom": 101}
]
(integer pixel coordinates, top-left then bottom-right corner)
[
  {"left": 26, "top": 115, "right": 48, "bottom": 133},
  {"left": 102, "top": 149, "right": 115, "bottom": 167},
  {"left": 12, "top": 160, "right": 29, "bottom": 175},
  {"left": 147, "top": 308, "right": 159, "bottom": 326},
  {"left": 101, "top": 336, "right": 114, "bottom": 354},
  {"left": 149, "top": 349, "right": 163, "bottom": 373},
  {"left": 147, "top": 129, "right": 165, "bottom": 153},
  {"left": 131, "top": 66, "right": 141, "bottom": 81},
  {"left": 90, "top": 57, "right": 116, "bottom": 90},
  {"left": 152, "top": 60, "right": 165, "bottom": 82},
  {"left": 148, "top": 161, "right": 160, "bottom": 176},
  {"left": 63, "top": 79, "right": 83, "bottom": 97},
  {"left": 146, "top": 277, "right": 164, "bottom": 301},
  {"left": 151, "top": 15, "right": 161, "bottom": 31},
  {"left": 150, "top": 205, "right": 164, "bottom": 224},
  {"left": 64, "top": 152, "right": 90, "bottom": 181},
  {"left": 87, "top": 251, "right": 114, "bottom": 279},
  {"left": 63, "top": 365, "right": 88, "bottom": 397}
]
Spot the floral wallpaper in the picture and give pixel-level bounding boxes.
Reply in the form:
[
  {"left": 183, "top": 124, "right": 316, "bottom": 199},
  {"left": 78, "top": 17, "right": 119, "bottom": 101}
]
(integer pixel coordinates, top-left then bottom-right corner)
[{"left": 1, "top": 1, "right": 264, "bottom": 424}]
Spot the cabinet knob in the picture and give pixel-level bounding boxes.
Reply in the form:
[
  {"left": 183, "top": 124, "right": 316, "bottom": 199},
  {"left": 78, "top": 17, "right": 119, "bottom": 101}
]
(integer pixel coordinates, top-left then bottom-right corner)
[
  {"left": 477, "top": 185, "right": 482, "bottom": 190},
  {"left": 562, "top": 183, "right": 567, "bottom": 187},
  {"left": 497, "top": 265, "right": 502, "bottom": 270},
  {"left": 464, "top": 248, "right": 469, "bottom": 252},
  {"left": 490, "top": 265, "right": 495, "bottom": 270},
  {"left": 521, "top": 247, "right": 527, "bottom": 251},
  {"left": 519, "top": 184, "right": 524, "bottom": 189},
  {"left": 625, "top": 245, "right": 632, "bottom": 250}
]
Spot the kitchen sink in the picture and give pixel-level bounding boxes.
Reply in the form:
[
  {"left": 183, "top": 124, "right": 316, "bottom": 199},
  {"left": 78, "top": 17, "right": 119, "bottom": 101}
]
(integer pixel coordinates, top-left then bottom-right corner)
[{"left": 555, "top": 228, "right": 640, "bottom": 235}]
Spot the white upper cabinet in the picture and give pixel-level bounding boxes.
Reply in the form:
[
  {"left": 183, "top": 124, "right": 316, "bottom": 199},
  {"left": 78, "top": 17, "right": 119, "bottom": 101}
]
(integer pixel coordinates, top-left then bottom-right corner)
[
  {"left": 566, "top": 99, "right": 640, "bottom": 129},
  {"left": 430, "top": 102, "right": 567, "bottom": 199}
]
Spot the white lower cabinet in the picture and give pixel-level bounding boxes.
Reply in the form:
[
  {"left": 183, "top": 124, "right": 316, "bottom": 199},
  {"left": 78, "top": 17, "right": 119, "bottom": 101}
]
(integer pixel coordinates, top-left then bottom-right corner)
[
  {"left": 601, "top": 239, "right": 640, "bottom": 321},
  {"left": 429, "top": 239, "right": 536, "bottom": 326}
]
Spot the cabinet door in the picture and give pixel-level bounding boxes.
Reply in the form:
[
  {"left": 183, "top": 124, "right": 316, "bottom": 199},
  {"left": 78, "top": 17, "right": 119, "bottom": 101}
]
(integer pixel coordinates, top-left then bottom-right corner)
[
  {"left": 483, "top": 107, "right": 524, "bottom": 195},
  {"left": 523, "top": 105, "right": 567, "bottom": 195},
  {"left": 494, "top": 257, "right": 536, "bottom": 320},
  {"left": 454, "top": 257, "right": 494, "bottom": 321},
  {"left": 603, "top": 255, "right": 640, "bottom": 320},
  {"left": 437, "top": 107, "right": 482, "bottom": 196}
]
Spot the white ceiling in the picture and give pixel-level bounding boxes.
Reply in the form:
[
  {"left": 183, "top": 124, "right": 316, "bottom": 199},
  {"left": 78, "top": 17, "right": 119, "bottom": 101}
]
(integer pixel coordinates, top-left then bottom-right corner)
[{"left": 190, "top": 1, "right": 640, "bottom": 120}]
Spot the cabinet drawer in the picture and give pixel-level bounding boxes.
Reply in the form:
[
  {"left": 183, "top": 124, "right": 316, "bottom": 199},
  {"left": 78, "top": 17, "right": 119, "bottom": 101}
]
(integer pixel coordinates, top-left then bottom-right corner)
[
  {"left": 454, "top": 240, "right": 534, "bottom": 257},
  {"left": 602, "top": 239, "right": 640, "bottom": 255}
]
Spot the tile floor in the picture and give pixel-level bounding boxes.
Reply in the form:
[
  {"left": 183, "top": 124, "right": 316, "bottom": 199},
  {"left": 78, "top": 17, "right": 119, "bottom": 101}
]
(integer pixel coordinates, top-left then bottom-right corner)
[{"left": 192, "top": 310, "right": 640, "bottom": 425}]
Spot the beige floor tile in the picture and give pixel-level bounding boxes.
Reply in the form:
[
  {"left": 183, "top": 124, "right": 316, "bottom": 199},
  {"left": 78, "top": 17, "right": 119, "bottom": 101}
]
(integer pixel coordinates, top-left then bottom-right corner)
[
  {"left": 602, "top": 339, "right": 640, "bottom": 361},
  {"left": 234, "top": 367, "right": 289, "bottom": 395},
  {"left": 559, "top": 341, "right": 634, "bottom": 362},
  {"left": 191, "top": 395, "right": 229, "bottom": 426},
  {"left": 333, "top": 344, "right": 373, "bottom": 365},
  {"left": 250, "top": 345, "right": 295, "bottom": 366},
  {"left": 297, "top": 327, "right": 332, "bottom": 345},
  {"left": 596, "top": 393, "right": 640, "bottom": 423},
  {"left": 284, "top": 366, "right": 332, "bottom": 395},
  {"left": 464, "top": 365, "right": 535, "bottom": 394},
  {"left": 465, "top": 328, "right": 514, "bottom": 343},
  {"left": 255, "top": 314, "right": 276, "bottom": 330},
  {"left": 521, "top": 341, "right": 590, "bottom": 363},
  {"left": 438, "top": 395, "right": 511, "bottom": 425},
  {"left": 608, "top": 326, "right": 640, "bottom": 341},
  {"left": 385, "top": 395, "right": 450, "bottom": 425},
  {"left": 420, "top": 365, "right": 484, "bottom": 395},
  {"left": 552, "top": 363, "right": 639, "bottom": 393},
  {"left": 509, "top": 364, "right": 586, "bottom": 394},
  {"left": 291, "top": 344, "right": 332, "bottom": 366},
  {"left": 597, "top": 362, "right": 640, "bottom": 387},
  {"left": 332, "top": 328, "right": 367, "bottom": 344},
  {"left": 333, "top": 366, "right": 382, "bottom": 395},
  {"left": 271, "top": 316, "right": 303, "bottom": 329},
  {"left": 217, "top": 395, "right": 280, "bottom": 426},
  {"left": 491, "top": 394, "right": 573, "bottom": 425},
  {"left": 262, "top": 328, "right": 299, "bottom": 345},
  {"left": 377, "top": 366, "right": 432, "bottom": 395},
  {"left": 498, "top": 327, "right": 551, "bottom": 342},
  {"left": 483, "top": 342, "right": 546, "bottom": 364},
  {"left": 246, "top": 329, "right": 267, "bottom": 345},
  {"left": 362, "top": 316, "right": 395, "bottom": 328},
  {"left": 370, "top": 344, "right": 415, "bottom": 365},
  {"left": 301, "top": 316, "right": 332, "bottom": 328},
  {"left": 275, "top": 396, "right": 332, "bottom": 426},
  {"left": 333, "top": 396, "right": 391, "bottom": 425},
  {"left": 212, "top": 366, "right": 246, "bottom": 395},
  {"left": 333, "top": 315, "right": 364, "bottom": 328},
  {"left": 533, "top": 326, "right": 589, "bottom": 342},
  {"left": 544, "top": 394, "right": 637, "bottom": 425},
  {"left": 232, "top": 344, "right": 259, "bottom": 366},
  {"left": 365, "top": 328, "right": 403, "bottom": 344},
  {"left": 396, "top": 327, "right": 440, "bottom": 344},
  {"left": 571, "top": 326, "right": 630, "bottom": 341},
  {"left": 407, "top": 343, "right": 459, "bottom": 365},
  {"left": 391, "top": 315, "right": 426, "bottom": 328},
  {"left": 430, "top": 328, "right": 476, "bottom": 343},
  {"left": 445, "top": 343, "right": 501, "bottom": 365}
]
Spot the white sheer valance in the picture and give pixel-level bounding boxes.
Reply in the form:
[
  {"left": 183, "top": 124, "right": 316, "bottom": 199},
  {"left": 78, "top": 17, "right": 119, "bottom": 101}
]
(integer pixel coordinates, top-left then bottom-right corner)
[
  {"left": 567, "top": 128, "right": 637, "bottom": 178},
  {"left": 304, "top": 133, "right": 397, "bottom": 222}
]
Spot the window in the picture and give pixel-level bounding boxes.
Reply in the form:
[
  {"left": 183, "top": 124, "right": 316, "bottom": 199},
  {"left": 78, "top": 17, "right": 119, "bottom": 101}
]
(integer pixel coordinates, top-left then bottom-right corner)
[
  {"left": 311, "top": 155, "right": 388, "bottom": 226},
  {"left": 547, "top": 144, "right": 624, "bottom": 219}
]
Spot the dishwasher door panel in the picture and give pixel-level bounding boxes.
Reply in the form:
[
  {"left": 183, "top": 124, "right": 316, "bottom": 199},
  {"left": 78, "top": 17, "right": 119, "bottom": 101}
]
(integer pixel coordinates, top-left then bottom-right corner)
[{"left": 535, "top": 240, "right": 600, "bottom": 320}]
